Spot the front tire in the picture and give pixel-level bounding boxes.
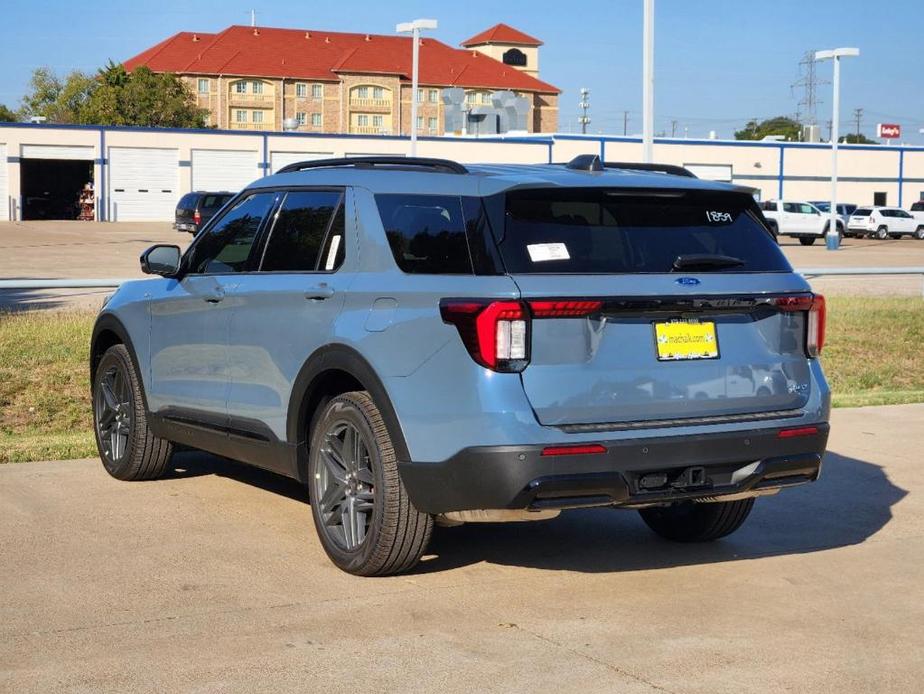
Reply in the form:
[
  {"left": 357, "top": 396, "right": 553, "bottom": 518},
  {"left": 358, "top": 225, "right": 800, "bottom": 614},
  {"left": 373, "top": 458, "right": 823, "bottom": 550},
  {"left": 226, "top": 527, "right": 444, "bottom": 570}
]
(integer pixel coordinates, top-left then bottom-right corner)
[
  {"left": 93, "top": 344, "right": 173, "bottom": 481},
  {"left": 308, "top": 391, "right": 432, "bottom": 576},
  {"left": 638, "top": 498, "right": 755, "bottom": 542}
]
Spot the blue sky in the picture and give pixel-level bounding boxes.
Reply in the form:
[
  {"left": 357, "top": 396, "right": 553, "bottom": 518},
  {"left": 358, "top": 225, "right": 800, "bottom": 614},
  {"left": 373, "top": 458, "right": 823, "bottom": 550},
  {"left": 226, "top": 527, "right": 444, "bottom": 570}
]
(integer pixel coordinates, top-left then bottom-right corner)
[{"left": 2, "top": 0, "right": 922, "bottom": 142}]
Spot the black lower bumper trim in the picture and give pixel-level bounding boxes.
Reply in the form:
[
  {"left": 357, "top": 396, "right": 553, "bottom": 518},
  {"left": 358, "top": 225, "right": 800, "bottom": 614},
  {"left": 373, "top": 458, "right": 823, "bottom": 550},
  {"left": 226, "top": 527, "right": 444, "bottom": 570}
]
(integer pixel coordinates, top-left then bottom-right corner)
[{"left": 398, "top": 424, "right": 829, "bottom": 514}]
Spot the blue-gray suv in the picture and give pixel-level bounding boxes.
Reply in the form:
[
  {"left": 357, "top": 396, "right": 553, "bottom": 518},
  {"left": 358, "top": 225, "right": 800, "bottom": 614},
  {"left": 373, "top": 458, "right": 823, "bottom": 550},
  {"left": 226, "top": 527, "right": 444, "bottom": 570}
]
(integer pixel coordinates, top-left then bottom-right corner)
[{"left": 90, "top": 155, "right": 831, "bottom": 575}]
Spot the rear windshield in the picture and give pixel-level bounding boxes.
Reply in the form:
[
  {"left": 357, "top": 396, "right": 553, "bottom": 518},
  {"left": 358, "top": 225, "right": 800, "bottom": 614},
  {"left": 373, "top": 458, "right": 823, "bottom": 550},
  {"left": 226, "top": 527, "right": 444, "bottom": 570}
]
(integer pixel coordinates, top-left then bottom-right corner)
[
  {"left": 177, "top": 193, "right": 197, "bottom": 208},
  {"left": 497, "top": 188, "right": 789, "bottom": 274},
  {"left": 911, "top": 202, "right": 924, "bottom": 212},
  {"left": 854, "top": 208, "right": 872, "bottom": 216}
]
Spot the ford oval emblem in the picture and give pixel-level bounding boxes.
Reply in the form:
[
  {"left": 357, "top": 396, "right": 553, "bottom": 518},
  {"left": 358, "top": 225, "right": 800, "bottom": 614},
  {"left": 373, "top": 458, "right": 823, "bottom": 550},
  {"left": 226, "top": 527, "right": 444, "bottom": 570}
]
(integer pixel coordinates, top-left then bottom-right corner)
[{"left": 675, "top": 277, "right": 701, "bottom": 286}]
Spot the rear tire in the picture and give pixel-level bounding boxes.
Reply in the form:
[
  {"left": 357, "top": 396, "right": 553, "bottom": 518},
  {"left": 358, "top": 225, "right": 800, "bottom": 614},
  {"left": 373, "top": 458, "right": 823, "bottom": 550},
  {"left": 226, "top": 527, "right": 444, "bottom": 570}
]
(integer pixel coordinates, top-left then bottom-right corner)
[
  {"left": 638, "top": 498, "right": 755, "bottom": 542},
  {"left": 876, "top": 225, "right": 889, "bottom": 240},
  {"left": 308, "top": 391, "right": 433, "bottom": 576},
  {"left": 914, "top": 226, "right": 924, "bottom": 240},
  {"left": 799, "top": 237, "right": 816, "bottom": 246},
  {"left": 93, "top": 344, "right": 173, "bottom": 481}
]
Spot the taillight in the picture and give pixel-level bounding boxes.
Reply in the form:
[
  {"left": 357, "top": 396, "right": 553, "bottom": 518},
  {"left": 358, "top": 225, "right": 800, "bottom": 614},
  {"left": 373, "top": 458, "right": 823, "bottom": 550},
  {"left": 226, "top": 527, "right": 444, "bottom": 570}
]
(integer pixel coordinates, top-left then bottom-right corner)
[
  {"left": 193, "top": 210, "right": 201, "bottom": 225},
  {"left": 440, "top": 300, "right": 528, "bottom": 371},
  {"left": 541, "top": 444, "right": 607, "bottom": 457},
  {"left": 528, "top": 300, "right": 603, "bottom": 318},
  {"left": 777, "top": 425, "right": 819, "bottom": 439},
  {"left": 774, "top": 293, "right": 826, "bottom": 357}
]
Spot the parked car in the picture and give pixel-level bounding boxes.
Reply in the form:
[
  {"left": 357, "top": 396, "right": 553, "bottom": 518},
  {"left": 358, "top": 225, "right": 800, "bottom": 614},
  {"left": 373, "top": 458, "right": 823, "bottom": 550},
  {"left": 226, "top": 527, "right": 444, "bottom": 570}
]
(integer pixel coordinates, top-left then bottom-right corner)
[
  {"left": 90, "top": 155, "right": 830, "bottom": 576},
  {"left": 174, "top": 191, "right": 234, "bottom": 234},
  {"left": 810, "top": 201, "right": 858, "bottom": 229},
  {"left": 907, "top": 200, "right": 924, "bottom": 230},
  {"left": 758, "top": 199, "right": 843, "bottom": 245},
  {"left": 847, "top": 206, "right": 924, "bottom": 239}
]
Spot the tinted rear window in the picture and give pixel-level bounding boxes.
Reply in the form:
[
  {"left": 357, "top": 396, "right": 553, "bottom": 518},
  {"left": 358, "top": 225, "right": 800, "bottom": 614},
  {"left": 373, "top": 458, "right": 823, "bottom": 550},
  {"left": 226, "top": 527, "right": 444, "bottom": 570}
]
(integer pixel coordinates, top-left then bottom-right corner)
[
  {"left": 853, "top": 208, "right": 872, "bottom": 216},
  {"left": 201, "top": 194, "right": 232, "bottom": 209},
  {"left": 177, "top": 193, "right": 198, "bottom": 208},
  {"left": 376, "top": 194, "right": 473, "bottom": 274},
  {"left": 911, "top": 202, "right": 924, "bottom": 211},
  {"left": 497, "top": 188, "right": 790, "bottom": 274}
]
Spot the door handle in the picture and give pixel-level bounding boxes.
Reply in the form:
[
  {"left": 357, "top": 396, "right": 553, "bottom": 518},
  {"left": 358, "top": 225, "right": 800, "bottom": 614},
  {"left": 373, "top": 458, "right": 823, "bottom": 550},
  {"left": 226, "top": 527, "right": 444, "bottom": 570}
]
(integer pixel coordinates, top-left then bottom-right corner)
[
  {"left": 204, "top": 289, "right": 224, "bottom": 304},
  {"left": 305, "top": 284, "right": 334, "bottom": 301}
]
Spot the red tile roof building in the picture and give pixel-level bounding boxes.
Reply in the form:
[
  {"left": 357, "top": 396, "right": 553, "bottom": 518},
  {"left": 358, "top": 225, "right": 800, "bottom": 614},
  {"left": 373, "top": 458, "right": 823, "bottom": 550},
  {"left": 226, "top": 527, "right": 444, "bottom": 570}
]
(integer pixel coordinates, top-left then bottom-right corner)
[{"left": 123, "top": 24, "right": 559, "bottom": 135}]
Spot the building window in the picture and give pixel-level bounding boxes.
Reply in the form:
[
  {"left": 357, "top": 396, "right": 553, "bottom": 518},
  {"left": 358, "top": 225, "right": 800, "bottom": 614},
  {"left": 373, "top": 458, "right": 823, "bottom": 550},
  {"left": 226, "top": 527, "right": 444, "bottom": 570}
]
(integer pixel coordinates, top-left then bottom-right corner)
[
  {"left": 417, "top": 88, "right": 424, "bottom": 103},
  {"left": 296, "top": 83, "right": 307, "bottom": 98},
  {"left": 416, "top": 115, "right": 423, "bottom": 130},
  {"left": 235, "top": 110, "right": 247, "bottom": 123},
  {"left": 234, "top": 82, "right": 247, "bottom": 94},
  {"left": 503, "top": 48, "right": 527, "bottom": 67},
  {"left": 465, "top": 91, "right": 476, "bottom": 105},
  {"left": 428, "top": 117, "right": 437, "bottom": 132},
  {"left": 197, "top": 78, "right": 209, "bottom": 94},
  {"left": 357, "top": 86, "right": 369, "bottom": 99},
  {"left": 481, "top": 92, "right": 491, "bottom": 104},
  {"left": 372, "top": 115, "right": 384, "bottom": 130},
  {"left": 252, "top": 110, "right": 263, "bottom": 124},
  {"left": 874, "top": 192, "right": 887, "bottom": 206},
  {"left": 296, "top": 112, "right": 307, "bottom": 125},
  {"left": 311, "top": 112, "right": 322, "bottom": 127},
  {"left": 373, "top": 86, "right": 384, "bottom": 100},
  {"left": 252, "top": 81, "right": 264, "bottom": 94},
  {"left": 312, "top": 83, "right": 323, "bottom": 98},
  {"left": 357, "top": 114, "right": 369, "bottom": 127},
  {"left": 428, "top": 89, "right": 438, "bottom": 103}
]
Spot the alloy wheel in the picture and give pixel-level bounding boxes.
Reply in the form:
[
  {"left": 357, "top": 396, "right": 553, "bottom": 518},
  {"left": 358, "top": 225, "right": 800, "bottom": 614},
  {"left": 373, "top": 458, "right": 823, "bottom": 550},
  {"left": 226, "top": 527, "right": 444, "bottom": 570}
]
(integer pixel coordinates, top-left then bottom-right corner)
[
  {"left": 315, "top": 421, "right": 376, "bottom": 550},
  {"left": 95, "top": 364, "right": 132, "bottom": 463}
]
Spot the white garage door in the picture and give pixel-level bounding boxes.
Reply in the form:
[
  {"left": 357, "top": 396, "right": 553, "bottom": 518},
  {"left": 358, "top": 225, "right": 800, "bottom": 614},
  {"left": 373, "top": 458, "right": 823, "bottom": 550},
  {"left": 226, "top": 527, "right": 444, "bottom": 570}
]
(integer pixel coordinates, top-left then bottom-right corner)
[
  {"left": 108, "top": 147, "right": 178, "bottom": 221},
  {"left": 270, "top": 151, "right": 333, "bottom": 174},
  {"left": 21, "top": 144, "right": 95, "bottom": 160},
  {"left": 0, "top": 144, "right": 8, "bottom": 221},
  {"left": 192, "top": 149, "right": 260, "bottom": 192}
]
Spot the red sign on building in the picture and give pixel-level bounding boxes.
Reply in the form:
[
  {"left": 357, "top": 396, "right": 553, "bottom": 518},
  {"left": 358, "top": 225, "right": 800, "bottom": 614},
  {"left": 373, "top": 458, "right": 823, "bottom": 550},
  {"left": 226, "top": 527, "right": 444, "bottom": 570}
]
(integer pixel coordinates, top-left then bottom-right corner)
[{"left": 876, "top": 123, "right": 901, "bottom": 139}]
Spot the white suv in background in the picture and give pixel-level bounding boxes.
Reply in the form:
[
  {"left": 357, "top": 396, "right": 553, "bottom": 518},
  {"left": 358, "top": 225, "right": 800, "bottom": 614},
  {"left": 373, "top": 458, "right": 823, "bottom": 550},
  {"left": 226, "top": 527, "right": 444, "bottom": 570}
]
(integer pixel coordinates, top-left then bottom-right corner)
[
  {"left": 759, "top": 200, "right": 843, "bottom": 245},
  {"left": 847, "top": 207, "right": 924, "bottom": 240}
]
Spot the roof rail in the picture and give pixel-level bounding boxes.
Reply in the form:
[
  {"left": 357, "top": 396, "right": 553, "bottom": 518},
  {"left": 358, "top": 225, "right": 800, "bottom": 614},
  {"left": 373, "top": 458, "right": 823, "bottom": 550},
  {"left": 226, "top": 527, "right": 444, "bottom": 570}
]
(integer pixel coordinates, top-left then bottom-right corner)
[
  {"left": 276, "top": 156, "right": 469, "bottom": 175},
  {"left": 562, "top": 154, "right": 697, "bottom": 178}
]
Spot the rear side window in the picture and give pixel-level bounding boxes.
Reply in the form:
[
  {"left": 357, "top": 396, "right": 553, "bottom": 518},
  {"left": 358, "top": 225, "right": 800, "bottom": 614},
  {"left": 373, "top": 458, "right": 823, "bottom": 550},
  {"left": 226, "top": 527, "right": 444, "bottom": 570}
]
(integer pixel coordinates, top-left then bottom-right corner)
[
  {"left": 261, "top": 190, "right": 342, "bottom": 272},
  {"left": 912, "top": 202, "right": 924, "bottom": 212},
  {"left": 759, "top": 201, "right": 777, "bottom": 212},
  {"left": 376, "top": 194, "right": 473, "bottom": 274},
  {"left": 854, "top": 208, "right": 872, "bottom": 216},
  {"left": 201, "top": 194, "right": 230, "bottom": 209},
  {"left": 496, "top": 188, "right": 790, "bottom": 274}
]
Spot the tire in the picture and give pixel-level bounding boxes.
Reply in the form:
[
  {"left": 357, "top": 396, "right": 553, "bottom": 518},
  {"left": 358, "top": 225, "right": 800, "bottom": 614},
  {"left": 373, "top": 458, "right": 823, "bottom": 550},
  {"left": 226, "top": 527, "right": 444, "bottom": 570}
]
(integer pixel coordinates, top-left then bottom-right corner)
[
  {"left": 799, "top": 237, "right": 816, "bottom": 246},
  {"left": 876, "top": 225, "right": 889, "bottom": 240},
  {"left": 93, "top": 344, "right": 173, "bottom": 481},
  {"left": 308, "top": 391, "right": 433, "bottom": 576},
  {"left": 914, "top": 226, "right": 924, "bottom": 240},
  {"left": 638, "top": 498, "right": 755, "bottom": 542}
]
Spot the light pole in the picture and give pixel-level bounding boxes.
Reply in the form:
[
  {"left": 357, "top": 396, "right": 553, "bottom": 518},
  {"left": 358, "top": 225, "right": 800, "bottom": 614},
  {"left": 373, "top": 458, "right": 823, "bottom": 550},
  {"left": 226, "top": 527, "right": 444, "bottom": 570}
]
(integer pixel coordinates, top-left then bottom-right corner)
[
  {"left": 642, "top": 0, "right": 654, "bottom": 162},
  {"left": 815, "top": 47, "right": 859, "bottom": 250},
  {"left": 396, "top": 18, "right": 438, "bottom": 157}
]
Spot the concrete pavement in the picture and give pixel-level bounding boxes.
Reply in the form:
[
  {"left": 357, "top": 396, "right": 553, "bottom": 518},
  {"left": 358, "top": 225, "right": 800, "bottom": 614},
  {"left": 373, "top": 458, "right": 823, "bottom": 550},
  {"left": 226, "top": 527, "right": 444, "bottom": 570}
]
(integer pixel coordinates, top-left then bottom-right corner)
[{"left": 1, "top": 404, "right": 922, "bottom": 692}]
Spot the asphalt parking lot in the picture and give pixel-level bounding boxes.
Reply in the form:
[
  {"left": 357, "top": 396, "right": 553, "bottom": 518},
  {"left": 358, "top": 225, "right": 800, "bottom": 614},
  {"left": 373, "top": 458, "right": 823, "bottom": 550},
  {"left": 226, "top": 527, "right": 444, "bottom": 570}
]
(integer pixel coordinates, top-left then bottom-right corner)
[
  {"left": 1, "top": 221, "right": 924, "bottom": 310},
  {"left": 1, "top": 403, "right": 922, "bottom": 693}
]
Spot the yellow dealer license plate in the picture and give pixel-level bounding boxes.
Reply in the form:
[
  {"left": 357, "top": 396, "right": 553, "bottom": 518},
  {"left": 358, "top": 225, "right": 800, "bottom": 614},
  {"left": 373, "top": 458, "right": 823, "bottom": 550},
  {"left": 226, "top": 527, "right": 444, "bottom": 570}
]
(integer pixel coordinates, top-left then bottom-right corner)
[{"left": 654, "top": 320, "right": 719, "bottom": 361}]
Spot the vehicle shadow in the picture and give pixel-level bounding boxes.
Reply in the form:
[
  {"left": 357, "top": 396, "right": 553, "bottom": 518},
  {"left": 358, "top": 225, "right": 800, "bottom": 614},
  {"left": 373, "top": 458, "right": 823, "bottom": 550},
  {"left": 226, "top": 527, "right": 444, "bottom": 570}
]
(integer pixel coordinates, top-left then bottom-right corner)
[{"left": 164, "top": 449, "right": 906, "bottom": 575}]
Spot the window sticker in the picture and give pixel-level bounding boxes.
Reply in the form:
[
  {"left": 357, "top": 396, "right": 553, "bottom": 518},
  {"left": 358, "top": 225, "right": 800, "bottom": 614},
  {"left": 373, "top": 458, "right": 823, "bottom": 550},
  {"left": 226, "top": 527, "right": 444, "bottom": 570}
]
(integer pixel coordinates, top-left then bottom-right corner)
[
  {"left": 705, "top": 210, "right": 734, "bottom": 224},
  {"left": 325, "top": 235, "right": 341, "bottom": 270},
  {"left": 527, "top": 242, "right": 570, "bottom": 262}
]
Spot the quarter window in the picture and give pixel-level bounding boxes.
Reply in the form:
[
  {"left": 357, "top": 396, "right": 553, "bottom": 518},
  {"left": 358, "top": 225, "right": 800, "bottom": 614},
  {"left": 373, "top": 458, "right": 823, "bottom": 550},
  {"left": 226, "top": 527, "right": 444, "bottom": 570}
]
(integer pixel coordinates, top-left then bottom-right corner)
[
  {"left": 188, "top": 193, "right": 277, "bottom": 274},
  {"left": 376, "top": 194, "right": 473, "bottom": 274},
  {"left": 261, "top": 191, "right": 343, "bottom": 272}
]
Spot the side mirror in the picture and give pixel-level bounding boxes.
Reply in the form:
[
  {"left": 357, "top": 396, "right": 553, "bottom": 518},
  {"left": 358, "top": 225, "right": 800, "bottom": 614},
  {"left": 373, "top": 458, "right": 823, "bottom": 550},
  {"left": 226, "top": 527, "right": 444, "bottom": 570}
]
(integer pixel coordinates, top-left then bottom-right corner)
[{"left": 140, "top": 244, "right": 181, "bottom": 277}]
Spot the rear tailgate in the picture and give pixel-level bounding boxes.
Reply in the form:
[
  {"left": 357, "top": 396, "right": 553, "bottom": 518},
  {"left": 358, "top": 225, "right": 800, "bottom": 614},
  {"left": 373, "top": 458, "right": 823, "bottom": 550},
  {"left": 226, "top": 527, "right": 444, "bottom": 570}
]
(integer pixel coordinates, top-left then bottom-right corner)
[{"left": 494, "top": 186, "right": 815, "bottom": 427}]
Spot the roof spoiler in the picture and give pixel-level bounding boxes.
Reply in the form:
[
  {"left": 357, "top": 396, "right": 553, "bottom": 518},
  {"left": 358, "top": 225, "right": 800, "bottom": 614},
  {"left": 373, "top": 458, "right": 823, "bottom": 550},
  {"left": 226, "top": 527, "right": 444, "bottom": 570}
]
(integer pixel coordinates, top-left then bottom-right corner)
[
  {"left": 276, "top": 156, "right": 469, "bottom": 175},
  {"left": 562, "top": 154, "right": 697, "bottom": 178}
]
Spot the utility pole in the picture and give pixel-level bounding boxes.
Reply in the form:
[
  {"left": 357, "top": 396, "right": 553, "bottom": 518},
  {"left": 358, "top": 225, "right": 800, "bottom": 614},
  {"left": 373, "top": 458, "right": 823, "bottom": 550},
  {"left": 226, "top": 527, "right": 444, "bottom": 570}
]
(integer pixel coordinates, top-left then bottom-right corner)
[
  {"left": 825, "top": 120, "right": 833, "bottom": 142},
  {"left": 250, "top": 9, "right": 256, "bottom": 27},
  {"left": 853, "top": 107, "right": 863, "bottom": 140},
  {"left": 670, "top": 119, "right": 678, "bottom": 138},
  {"left": 578, "top": 88, "right": 591, "bottom": 135},
  {"left": 623, "top": 110, "right": 629, "bottom": 136}
]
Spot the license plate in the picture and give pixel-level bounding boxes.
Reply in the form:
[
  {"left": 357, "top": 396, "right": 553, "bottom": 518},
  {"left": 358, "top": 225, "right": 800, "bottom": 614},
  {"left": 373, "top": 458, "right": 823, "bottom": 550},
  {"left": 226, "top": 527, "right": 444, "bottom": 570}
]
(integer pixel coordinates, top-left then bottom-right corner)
[{"left": 654, "top": 320, "right": 719, "bottom": 361}]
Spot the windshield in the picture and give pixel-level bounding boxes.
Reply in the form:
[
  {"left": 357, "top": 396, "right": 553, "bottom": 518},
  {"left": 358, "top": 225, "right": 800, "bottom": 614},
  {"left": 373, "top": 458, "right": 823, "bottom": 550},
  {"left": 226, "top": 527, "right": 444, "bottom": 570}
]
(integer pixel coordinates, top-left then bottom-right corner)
[{"left": 495, "top": 188, "right": 790, "bottom": 274}]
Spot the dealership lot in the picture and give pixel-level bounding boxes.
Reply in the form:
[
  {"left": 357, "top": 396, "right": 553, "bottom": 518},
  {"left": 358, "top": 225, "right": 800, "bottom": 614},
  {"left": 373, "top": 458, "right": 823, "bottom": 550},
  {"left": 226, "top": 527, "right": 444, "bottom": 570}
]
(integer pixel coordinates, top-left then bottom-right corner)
[{"left": 0, "top": 404, "right": 921, "bottom": 692}]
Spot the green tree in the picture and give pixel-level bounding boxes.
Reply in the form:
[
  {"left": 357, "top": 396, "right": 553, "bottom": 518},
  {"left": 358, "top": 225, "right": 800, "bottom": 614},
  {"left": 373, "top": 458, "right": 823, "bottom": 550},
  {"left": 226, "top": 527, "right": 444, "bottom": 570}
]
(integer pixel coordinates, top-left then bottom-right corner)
[
  {"left": 0, "top": 104, "right": 17, "bottom": 122},
  {"left": 735, "top": 116, "right": 803, "bottom": 141},
  {"left": 81, "top": 64, "right": 208, "bottom": 128},
  {"left": 18, "top": 67, "right": 94, "bottom": 123},
  {"left": 843, "top": 133, "right": 878, "bottom": 145}
]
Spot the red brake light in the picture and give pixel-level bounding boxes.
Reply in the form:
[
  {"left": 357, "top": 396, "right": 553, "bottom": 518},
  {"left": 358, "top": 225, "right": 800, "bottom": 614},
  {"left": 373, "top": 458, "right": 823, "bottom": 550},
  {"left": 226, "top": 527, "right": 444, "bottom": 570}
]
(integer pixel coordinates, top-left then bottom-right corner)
[
  {"left": 541, "top": 444, "right": 607, "bottom": 457},
  {"left": 193, "top": 210, "right": 201, "bottom": 224},
  {"left": 774, "top": 293, "right": 826, "bottom": 356},
  {"left": 529, "top": 300, "right": 603, "bottom": 318},
  {"left": 440, "top": 300, "right": 528, "bottom": 371},
  {"left": 777, "top": 426, "right": 819, "bottom": 439}
]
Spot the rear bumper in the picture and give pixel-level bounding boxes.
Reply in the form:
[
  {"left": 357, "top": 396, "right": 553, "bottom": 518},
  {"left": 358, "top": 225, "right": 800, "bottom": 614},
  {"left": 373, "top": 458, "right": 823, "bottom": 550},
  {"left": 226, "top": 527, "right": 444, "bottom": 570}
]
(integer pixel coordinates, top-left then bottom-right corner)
[{"left": 398, "top": 423, "right": 829, "bottom": 514}]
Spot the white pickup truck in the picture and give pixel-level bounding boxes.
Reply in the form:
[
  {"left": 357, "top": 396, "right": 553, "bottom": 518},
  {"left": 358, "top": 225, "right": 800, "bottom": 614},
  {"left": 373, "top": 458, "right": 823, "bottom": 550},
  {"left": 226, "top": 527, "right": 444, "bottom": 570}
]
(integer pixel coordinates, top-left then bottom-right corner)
[{"left": 758, "top": 200, "right": 843, "bottom": 245}]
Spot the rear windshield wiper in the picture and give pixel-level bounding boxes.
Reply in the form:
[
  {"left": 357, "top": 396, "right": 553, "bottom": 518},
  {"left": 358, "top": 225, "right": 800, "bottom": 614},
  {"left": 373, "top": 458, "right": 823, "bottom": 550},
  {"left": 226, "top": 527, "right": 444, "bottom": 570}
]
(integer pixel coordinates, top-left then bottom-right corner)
[{"left": 672, "top": 254, "right": 745, "bottom": 271}]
